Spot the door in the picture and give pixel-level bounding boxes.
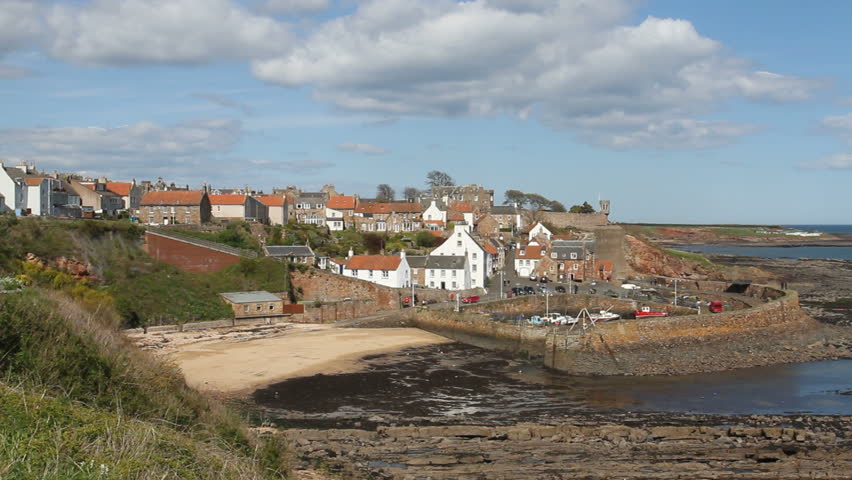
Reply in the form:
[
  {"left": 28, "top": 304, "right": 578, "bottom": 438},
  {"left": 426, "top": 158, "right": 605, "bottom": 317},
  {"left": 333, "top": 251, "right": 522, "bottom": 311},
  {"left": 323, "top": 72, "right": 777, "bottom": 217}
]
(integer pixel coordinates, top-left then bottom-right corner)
[{"left": 440, "top": 281, "right": 446, "bottom": 290}]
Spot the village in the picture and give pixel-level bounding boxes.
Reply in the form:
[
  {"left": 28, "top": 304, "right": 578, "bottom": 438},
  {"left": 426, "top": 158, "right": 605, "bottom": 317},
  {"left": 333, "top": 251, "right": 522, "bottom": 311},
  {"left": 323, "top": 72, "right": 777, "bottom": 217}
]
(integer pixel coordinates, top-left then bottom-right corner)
[{"left": 1, "top": 161, "right": 618, "bottom": 306}]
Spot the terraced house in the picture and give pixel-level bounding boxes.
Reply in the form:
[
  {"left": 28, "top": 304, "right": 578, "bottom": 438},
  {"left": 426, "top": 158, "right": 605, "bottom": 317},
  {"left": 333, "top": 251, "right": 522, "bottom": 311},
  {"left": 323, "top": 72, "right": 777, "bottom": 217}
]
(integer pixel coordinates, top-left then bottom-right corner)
[
  {"left": 343, "top": 252, "right": 411, "bottom": 288},
  {"left": 354, "top": 202, "right": 422, "bottom": 232},
  {"left": 208, "top": 194, "right": 268, "bottom": 223},
  {"left": 139, "top": 190, "right": 211, "bottom": 226}
]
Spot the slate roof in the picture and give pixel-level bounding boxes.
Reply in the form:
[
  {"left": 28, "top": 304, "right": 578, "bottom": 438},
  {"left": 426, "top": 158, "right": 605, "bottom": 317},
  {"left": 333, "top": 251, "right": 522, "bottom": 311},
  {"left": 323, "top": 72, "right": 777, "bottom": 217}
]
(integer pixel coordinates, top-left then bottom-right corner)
[
  {"left": 141, "top": 190, "right": 205, "bottom": 206},
  {"left": 220, "top": 291, "right": 281, "bottom": 304},
  {"left": 208, "top": 194, "right": 247, "bottom": 205},
  {"left": 549, "top": 245, "right": 586, "bottom": 260},
  {"left": 265, "top": 245, "right": 315, "bottom": 257},
  {"left": 3, "top": 167, "right": 25, "bottom": 180},
  {"left": 406, "top": 255, "right": 428, "bottom": 268},
  {"left": 489, "top": 205, "right": 518, "bottom": 215},
  {"left": 425, "top": 255, "right": 466, "bottom": 270},
  {"left": 345, "top": 254, "right": 402, "bottom": 271}
]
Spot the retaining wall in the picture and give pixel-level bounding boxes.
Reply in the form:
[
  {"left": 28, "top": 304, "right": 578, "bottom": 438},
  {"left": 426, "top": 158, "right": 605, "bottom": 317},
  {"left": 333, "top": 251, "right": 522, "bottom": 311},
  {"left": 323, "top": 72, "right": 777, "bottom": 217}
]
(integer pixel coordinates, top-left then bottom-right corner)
[
  {"left": 143, "top": 231, "right": 243, "bottom": 273},
  {"left": 413, "top": 311, "right": 549, "bottom": 357},
  {"left": 544, "top": 289, "right": 822, "bottom": 375}
]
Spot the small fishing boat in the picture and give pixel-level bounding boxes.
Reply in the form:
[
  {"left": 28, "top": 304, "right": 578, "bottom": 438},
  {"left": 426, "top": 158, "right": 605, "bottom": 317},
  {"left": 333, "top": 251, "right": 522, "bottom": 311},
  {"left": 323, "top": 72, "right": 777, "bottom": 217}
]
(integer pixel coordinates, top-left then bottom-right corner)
[{"left": 634, "top": 306, "right": 668, "bottom": 318}]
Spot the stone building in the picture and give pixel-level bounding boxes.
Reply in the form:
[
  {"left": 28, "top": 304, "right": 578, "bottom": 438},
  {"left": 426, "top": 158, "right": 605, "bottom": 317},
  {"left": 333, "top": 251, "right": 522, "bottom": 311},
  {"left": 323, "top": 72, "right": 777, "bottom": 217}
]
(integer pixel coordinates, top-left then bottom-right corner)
[
  {"left": 220, "top": 291, "right": 286, "bottom": 320},
  {"left": 427, "top": 184, "right": 494, "bottom": 214},
  {"left": 139, "top": 190, "right": 211, "bottom": 225},
  {"left": 353, "top": 202, "right": 422, "bottom": 232}
]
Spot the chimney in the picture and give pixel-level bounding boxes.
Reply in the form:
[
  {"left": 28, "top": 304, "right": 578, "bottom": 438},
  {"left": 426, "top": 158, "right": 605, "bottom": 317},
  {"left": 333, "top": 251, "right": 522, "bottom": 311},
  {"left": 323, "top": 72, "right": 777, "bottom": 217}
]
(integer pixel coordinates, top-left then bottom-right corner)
[
  {"left": 347, "top": 249, "right": 354, "bottom": 259},
  {"left": 400, "top": 251, "right": 406, "bottom": 259}
]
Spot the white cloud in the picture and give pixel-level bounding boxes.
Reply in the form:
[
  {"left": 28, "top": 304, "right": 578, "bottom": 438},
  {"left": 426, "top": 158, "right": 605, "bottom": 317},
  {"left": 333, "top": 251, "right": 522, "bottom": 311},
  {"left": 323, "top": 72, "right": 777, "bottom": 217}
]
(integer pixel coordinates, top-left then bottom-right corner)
[
  {"left": 336, "top": 142, "right": 388, "bottom": 155},
  {"left": 252, "top": 0, "right": 817, "bottom": 148},
  {"left": 799, "top": 153, "right": 852, "bottom": 170},
  {"left": 822, "top": 113, "right": 852, "bottom": 146},
  {"left": 45, "top": 0, "right": 291, "bottom": 65},
  {"left": 259, "top": 0, "right": 330, "bottom": 15},
  {"left": 0, "top": 118, "right": 242, "bottom": 172}
]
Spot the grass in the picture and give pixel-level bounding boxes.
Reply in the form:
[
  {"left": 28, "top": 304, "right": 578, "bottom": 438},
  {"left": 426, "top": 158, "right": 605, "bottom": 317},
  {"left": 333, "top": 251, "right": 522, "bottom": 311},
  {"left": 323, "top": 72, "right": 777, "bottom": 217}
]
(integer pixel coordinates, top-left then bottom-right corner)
[
  {"left": 664, "top": 248, "right": 714, "bottom": 268},
  {"left": 0, "top": 290, "right": 289, "bottom": 479},
  {"left": 172, "top": 222, "right": 262, "bottom": 253}
]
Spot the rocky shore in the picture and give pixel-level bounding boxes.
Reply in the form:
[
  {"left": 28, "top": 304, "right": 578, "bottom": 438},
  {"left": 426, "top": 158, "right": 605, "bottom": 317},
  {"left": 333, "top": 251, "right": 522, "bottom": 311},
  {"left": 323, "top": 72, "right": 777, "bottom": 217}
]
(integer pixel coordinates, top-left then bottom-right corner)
[{"left": 276, "top": 414, "right": 852, "bottom": 479}]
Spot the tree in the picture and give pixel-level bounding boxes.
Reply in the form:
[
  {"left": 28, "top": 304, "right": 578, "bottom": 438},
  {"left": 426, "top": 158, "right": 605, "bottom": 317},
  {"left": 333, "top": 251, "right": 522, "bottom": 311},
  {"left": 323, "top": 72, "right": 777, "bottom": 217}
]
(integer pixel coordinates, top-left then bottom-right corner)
[
  {"left": 376, "top": 184, "right": 395, "bottom": 202},
  {"left": 363, "top": 233, "right": 384, "bottom": 254},
  {"left": 503, "top": 189, "right": 527, "bottom": 208},
  {"left": 525, "top": 193, "right": 551, "bottom": 210},
  {"left": 549, "top": 201, "right": 567, "bottom": 212},
  {"left": 425, "top": 170, "right": 455, "bottom": 188},
  {"left": 403, "top": 186, "right": 420, "bottom": 202},
  {"left": 414, "top": 230, "right": 437, "bottom": 248},
  {"left": 569, "top": 201, "right": 596, "bottom": 214}
]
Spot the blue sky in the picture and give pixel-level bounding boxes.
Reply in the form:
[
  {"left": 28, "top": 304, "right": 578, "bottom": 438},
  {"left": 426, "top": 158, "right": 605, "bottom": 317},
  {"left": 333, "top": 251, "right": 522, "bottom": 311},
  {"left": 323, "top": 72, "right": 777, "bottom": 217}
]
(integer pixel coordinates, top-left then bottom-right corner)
[{"left": 1, "top": 0, "right": 850, "bottom": 224}]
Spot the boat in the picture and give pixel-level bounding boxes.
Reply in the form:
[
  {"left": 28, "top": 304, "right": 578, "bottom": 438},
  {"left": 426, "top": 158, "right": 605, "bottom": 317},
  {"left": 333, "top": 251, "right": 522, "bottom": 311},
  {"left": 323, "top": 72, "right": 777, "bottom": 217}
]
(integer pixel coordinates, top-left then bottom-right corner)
[
  {"left": 589, "top": 310, "right": 620, "bottom": 322},
  {"left": 634, "top": 306, "right": 668, "bottom": 318},
  {"left": 544, "top": 312, "right": 577, "bottom": 326}
]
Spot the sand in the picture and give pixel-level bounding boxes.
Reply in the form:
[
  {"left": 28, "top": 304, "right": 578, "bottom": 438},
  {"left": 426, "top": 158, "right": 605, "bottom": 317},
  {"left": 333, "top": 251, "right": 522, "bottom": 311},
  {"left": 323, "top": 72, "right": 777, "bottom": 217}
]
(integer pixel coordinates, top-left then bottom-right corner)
[{"left": 145, "top": 324, "right": 451, "bottom": 394}]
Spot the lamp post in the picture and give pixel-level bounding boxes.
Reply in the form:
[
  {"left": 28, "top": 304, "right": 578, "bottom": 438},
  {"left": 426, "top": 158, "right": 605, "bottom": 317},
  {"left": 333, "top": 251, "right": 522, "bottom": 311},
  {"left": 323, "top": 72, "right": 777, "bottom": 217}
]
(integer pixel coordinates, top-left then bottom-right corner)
[{"left": 499, "top": 270, "right": 504, "bottom": 299}]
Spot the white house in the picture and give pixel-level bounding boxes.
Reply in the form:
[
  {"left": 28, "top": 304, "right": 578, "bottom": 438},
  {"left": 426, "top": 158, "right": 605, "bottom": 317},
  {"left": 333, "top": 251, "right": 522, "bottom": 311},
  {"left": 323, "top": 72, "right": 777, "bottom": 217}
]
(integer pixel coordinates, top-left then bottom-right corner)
[
  {"left": 0, "top": 163, "right": 28, "bottom": 213},
  {"left": 423, "top": 200, "right": 446, "bottom": 222},
  {"left": 343, "top": 252, "right": 411, "bottom": 288},
  {"left": 527, "top": 222, "right": 552, "bottom": 242},
  {"left": 424, "top": 255, "right": 468, "bottom": 290},
  {"left": 514, "top": 243, "right": 545, "bottom": 277},
  {"left": 429, "top": 224, "right": 488, "bottom": 289},
  {"left": 325, "top": 195, "right": 356, "bottom": 231}
]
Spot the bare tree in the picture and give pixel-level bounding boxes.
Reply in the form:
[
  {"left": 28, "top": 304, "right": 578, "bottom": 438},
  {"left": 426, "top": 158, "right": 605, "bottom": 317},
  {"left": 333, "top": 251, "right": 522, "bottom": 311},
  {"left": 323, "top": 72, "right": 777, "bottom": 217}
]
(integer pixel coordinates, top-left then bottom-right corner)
[
  {"left": 403, "top": 186, "right": 420, "bottom": 202},
  {"left": 376, "top": 184, "right": 396, "bottom": 202},
  {"left": 425, "top": 170, "right": 455, "bottom": 188}
]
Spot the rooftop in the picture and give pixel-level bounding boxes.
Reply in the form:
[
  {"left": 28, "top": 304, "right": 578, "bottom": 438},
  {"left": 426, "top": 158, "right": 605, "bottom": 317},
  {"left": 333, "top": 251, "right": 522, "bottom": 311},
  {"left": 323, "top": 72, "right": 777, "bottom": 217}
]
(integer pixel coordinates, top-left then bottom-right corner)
[
  {"left": 208, "top": 194, "right": 247, "bottom": 205},
  {"left": 327, "top": 195, "right": 357, "bottom": 209},
  {"left": 256, "top": 195, "right": 286, "bottom": 207},
  {"left": 345, "top": 254, "right": 402, "bottom": 271},
  {"left": 425, "top": 255, "right": 466, "bottom": 270},
  {"left": 356, "top": 202, "right": 422, "bottom": 214},
  {"left": 265, "top": 245, "right": 315, "bottom": 257},
  {"left": 220, "top": 291, "right": 281, "bottom": 304},
  {"left": 106, "top": 182, "right": 134, "bottom": 197},
  {"left": 140, "top": 190, "right": 205, "bottom": 206}
]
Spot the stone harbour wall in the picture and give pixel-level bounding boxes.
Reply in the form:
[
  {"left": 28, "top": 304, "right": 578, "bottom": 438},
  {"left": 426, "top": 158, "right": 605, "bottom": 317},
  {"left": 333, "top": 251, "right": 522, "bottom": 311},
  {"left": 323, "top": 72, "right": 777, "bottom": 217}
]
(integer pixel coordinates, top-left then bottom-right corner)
[{"left": 545, "top": 289, "right": 828, "bottom": 375}]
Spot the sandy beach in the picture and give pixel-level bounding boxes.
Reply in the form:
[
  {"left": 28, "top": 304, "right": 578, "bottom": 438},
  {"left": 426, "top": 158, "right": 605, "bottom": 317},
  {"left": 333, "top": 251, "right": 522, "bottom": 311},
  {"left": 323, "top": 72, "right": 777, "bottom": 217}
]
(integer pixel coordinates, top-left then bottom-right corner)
[{"left": 131, "top": 324, "right": 451, "bottom": 394}]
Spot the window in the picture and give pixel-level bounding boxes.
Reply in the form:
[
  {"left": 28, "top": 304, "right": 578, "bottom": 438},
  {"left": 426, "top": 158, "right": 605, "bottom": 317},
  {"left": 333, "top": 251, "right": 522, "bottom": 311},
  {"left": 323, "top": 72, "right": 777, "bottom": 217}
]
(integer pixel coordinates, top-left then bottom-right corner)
[
  {"left": 441, "top": 270, "right": 446, "bottom": 278},
  {"left": 574, "top": 264, "right": 579, "bottom": 270},
  {"left": 472, "top": 264, "right": 477, "bottom": 272},
  {"left": 185, "top": 207, "right": 191, "bottom": 214},
  {"left": 430, "top": 270, "right": 435, "bottom": 277},
  {"left": 457, "top": 232, "right": 461, "bottom": 237},
  {"left": 457, "top": 241, "right": 462, "bottom": 247},
  {"left": 316, "top": 203, "right": 323, "bottom": 209},
  {"left": 369, "top": 270, "right": 374, "bottom": 278},
  {"left": 551, "top": 252, "right": 557, "bottom": 259},
  {"left": 352, "top": 269, "right": 358, "bottom": 275},
  {"left": 382, "top": 270, "right": 389, "bottom": 278},
  {"left": 243, "top": 305, "right": 249, "bottom": 313},
  {"left": 269, "top": 304, "right": 275, "bottom": 310},
  {"left": 452, "top": 281, "right": 457, "bottom": 288},
  {"left": 570, "top": 253, "right": 578, "bottom": 259},
  {"left": 472, "top": 253, "right": 477, "bottom": 260},
  {"left": 430, "top": 281, "right": 435, "bottom": 287},
  {"left": 452, "top": 270, "right": 457, "bottom": 277},
  {"left": 256, "top": 304, "right": 262, "bottom": 311}
]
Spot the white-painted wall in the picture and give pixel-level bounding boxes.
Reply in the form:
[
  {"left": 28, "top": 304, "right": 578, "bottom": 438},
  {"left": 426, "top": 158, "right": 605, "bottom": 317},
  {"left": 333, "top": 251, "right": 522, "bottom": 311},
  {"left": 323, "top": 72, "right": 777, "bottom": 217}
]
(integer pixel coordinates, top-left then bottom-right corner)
[
  {"left": 430, "top": 224, "right": 487, "bottom": 289},
  {"left": 0, "top": 164, "right": 26, "bottom": 212},
  {"left": 343, "top": 256, "right": 411, "bottom": 288},
  {"left": 423, "top": 201, "right": 446, "bottom": 223}
]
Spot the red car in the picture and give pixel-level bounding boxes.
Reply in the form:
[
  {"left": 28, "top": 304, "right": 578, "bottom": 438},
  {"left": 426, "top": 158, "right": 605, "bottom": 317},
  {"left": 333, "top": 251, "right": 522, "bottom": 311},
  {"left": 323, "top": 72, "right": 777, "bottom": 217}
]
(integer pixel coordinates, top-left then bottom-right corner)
[
  {"left": 461, "top": 295, "right": 480, "bottom": 304},
  {"left": 709, "top": 301, "right": 724, "bottom": 313}
]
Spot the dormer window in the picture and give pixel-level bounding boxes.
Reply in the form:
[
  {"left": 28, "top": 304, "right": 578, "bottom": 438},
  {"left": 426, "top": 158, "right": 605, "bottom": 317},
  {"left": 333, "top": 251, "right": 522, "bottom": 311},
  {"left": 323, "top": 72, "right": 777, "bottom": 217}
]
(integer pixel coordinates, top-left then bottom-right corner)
[
  {"left": 520, "top": 249, "right": 526, "bottom": 256},
  {"left": 551, "top": 252, "right": 557, "bottom": 259},
  {"left": 570, "top": 253, "right": 578, "bottom": 259}
]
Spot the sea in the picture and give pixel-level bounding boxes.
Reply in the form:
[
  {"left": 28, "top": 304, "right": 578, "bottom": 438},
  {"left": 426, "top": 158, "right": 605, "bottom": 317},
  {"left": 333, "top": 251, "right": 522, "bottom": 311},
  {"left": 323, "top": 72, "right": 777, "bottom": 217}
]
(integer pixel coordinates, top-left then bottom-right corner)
[{"left": 675, "top": 225, "right": 852, "bottom": 260}]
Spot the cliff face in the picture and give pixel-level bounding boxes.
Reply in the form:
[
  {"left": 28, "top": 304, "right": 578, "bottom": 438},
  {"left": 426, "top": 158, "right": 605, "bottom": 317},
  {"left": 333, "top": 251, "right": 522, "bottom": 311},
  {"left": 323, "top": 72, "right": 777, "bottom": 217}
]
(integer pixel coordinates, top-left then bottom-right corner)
[{"left": 624, "top": 235, "right": 773, "bottom": 282}]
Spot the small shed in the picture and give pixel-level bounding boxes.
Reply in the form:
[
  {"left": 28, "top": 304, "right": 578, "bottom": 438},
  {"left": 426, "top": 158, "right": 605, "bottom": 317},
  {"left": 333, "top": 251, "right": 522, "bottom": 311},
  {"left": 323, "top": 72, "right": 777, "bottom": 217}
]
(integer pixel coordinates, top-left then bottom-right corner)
[{"left": 220, "top": 291, "right": 286, "bottom": 321}]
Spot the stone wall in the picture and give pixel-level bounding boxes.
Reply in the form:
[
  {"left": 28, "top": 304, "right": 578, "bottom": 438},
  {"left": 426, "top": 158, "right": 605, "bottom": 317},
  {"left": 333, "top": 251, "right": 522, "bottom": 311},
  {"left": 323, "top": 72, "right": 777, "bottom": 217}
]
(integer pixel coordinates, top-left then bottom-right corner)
[
  {"left": 536, "top": 211, "right": 609, "bottom": 228},
  {"left": 290, "top": 299, "right": 387, "bottom": 324},
  {"left": 143, "top": 231, "right": 242, "bottom": 273},
  {"left": 545, "top": 289, "right": 823, "bottom": 375},
  {"left": 462, "top": 294, "right": 695, "bottom": 318},
  {"left": 412, "top": 311, "right": 549, "bottom": 356},
  {"left": 290, "top": 269, "right": 401, "bottom": 310}
]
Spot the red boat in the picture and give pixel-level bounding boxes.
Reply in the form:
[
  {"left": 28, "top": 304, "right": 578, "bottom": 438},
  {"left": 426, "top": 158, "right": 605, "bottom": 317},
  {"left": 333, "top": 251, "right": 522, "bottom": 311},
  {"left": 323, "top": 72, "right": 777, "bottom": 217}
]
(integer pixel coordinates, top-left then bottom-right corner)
[{"left": 634, "top": 306, "right": 668, "bottom": 318}]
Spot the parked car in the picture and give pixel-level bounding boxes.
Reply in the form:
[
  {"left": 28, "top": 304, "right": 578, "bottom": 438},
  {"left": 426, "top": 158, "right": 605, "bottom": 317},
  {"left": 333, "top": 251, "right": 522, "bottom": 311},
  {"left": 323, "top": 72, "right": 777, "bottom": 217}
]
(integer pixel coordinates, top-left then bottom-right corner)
[
  {"left": 539, "top": 276, "right": 548, "bottom": 283},
  {"left": 524, "top": 286, "right": 535, "bottom": 295},
  {"left": 555, "top": 285, "right": 566, "bottom": 293},
  {"left": 461, "top": 295, "right": 480, "bottom": 304},
  {"left": 621, "top": 283, "right": 641, "bottom": 290},
  {"left": 511, "top": 287, "right": 522, "bottom": 296},
  {"left": 529, "top": 274, "right": 537, "bottom": 281}
]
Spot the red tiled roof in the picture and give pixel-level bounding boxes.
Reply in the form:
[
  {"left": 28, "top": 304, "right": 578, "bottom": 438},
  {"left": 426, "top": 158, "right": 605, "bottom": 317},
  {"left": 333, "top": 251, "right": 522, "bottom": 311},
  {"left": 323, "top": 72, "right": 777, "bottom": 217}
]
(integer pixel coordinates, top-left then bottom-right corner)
[
  {"left": 208, "top": 194, "right": 247, "bottom": 205},
  {"left": 24, "top": 177, "right": 44, "bottom": 186},
  {"left": 483, "top": 243, "right": 498, "bottom": 255},
  {"left": 327, "top": 195, "right": 356, "bottom": 210},
  {"left": 423, "top": 219, "right": 445, "bottom": 226},
  {"left": 140, "top": 190, "right": 205, "bottom": 206},
  {"left": 516, "top": 244, "right": 543, "bottom": 259},
  {"left": 449, "top": 201, "right": 473, "bottom": 213},
  {"left": 256, "top": 195, "right": 286, "bottom": 207},
  {"left": 355, "top": 202, "right": 421, "bottom": 214},
  {"left": 106, "top": 182, "right": 133, "bottom": 196},
  {"left": 429, "top": 231, "right": 444, "bottom": 237},
  {"left": 447, "top": 212, "right": 465, "bottom": 222},
  {"left": 345, "top": 255, "right": 402, "bottom": 271}
]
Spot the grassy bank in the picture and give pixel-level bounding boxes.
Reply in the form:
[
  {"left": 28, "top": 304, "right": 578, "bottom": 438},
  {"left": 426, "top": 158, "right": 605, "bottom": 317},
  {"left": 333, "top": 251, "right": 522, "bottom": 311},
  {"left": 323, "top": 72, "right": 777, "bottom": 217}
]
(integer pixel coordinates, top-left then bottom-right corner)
[
  {"left": 0, "top": 289, "right": 288, "bottom": 479},
  {"left": 0, "top": 216, "right": 292, "bottom": 327}
]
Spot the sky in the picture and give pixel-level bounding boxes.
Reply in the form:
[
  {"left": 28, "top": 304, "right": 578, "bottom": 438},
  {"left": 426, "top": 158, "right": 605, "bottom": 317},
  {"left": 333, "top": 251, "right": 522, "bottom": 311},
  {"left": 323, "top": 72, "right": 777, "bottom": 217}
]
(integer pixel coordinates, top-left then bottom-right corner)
[{"left": 0, "top": 0, "right": 850, "bottom": 224}]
